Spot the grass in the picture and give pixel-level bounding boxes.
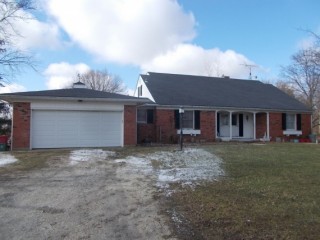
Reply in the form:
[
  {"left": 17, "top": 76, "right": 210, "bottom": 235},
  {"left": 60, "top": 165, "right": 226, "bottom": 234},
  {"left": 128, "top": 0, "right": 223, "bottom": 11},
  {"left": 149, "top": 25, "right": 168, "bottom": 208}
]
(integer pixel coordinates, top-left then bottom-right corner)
[
  {"left": 1, "top": 144, "right": 319, "bottom": 239},
  {"left": 0, "top": 150, "right": 71, "bottom": 174},
  {"left": 168, "top": 143, "right": 320, "bottom": 240}
]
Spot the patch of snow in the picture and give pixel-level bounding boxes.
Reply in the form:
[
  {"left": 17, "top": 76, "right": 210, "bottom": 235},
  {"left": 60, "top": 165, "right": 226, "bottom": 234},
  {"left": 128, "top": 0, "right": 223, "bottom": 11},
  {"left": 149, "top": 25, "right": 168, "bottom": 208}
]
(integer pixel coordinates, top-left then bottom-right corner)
[
  {"left": 114, "top": 148, "right": 224, "bottom": 194},
  {"left": 152, "top": 148, "right": 224, "bottom": 191},
  {"left": 0, "top": 153, "right": 18, "bottom": 166},
  {"left": 115, "top": 156, "right": 153, "bottom": 174},
  {"left": 69, "top": 149, "right": 115, "bottom": 165}
]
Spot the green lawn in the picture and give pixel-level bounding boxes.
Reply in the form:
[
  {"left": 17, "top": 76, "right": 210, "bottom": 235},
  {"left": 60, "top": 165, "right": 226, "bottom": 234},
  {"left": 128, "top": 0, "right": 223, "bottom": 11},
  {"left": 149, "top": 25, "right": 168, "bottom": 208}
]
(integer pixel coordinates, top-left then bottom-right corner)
[{"left": 169, "top": 143, "right": 320, "bottom": 240}]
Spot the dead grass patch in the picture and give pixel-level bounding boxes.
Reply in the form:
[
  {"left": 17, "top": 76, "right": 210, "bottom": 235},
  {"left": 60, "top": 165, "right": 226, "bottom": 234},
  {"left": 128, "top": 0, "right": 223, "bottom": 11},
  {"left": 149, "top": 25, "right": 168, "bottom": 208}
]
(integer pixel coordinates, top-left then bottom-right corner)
[{"left": 0, "top": 150, "right": 70, "bottom": 173}]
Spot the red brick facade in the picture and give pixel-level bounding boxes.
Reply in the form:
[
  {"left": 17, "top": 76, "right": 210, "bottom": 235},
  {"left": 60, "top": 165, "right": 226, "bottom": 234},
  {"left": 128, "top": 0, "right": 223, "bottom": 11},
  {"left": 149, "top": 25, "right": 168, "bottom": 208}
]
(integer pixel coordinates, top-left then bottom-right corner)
[
  {"left": 10, "top": 101, "right": 312, "bottom": 149},
  {"left": 123, "top": 105, "right": 137, "bottom": 146},
  {"left": 256, "top": 113, "right": 267, "bottom": 138},
  {"left": 137, "top": 109, "right": 312, "bottom": 144},
  {"left": 301, "top": 114, "right": 312, "bottom": 136},
  {"left": 267, "top": 113, "right": 312, "bottom": 141},
  {"left": 12, "top": 102, "right": 31, "bottom": 150},
  {"left": 137, "top": 109, "right": 216, "bottom": 144},
  {"left": 200, "top": 111, "right": 215, "bottom": 142}
]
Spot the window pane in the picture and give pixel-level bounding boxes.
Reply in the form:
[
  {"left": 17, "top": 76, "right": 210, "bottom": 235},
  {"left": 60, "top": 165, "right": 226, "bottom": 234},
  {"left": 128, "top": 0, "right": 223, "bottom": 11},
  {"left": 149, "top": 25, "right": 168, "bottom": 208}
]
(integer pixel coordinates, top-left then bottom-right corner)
[
  {"left": 221, "top": 113, "right": 229, "bottom": 125},
  {"left": 286, "top": 114, "right": 295, "bottom": 130},
  {"left": 137, "top": 109, "right": 146, "bottom": 123},
  {"left": 182, "top": 111, "right": 193, "bottom": 129},
  {"left": 232, "top": 114, "right": 237, "bottom": 126}
]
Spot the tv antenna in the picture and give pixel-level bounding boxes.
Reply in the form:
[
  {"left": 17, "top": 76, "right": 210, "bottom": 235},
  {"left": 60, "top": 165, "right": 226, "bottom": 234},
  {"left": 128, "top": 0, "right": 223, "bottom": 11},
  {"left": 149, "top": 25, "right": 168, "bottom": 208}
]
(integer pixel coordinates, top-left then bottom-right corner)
[{"left": 241, "top": 63, "right": 258, "bottom": 80}]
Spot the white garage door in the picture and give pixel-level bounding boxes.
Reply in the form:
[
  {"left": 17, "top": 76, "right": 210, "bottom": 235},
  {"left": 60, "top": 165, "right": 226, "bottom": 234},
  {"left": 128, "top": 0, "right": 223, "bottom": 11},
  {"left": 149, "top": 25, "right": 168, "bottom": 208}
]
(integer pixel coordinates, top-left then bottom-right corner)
[{"left": 31, "top": 110, "right": 123, "bottom": 148}]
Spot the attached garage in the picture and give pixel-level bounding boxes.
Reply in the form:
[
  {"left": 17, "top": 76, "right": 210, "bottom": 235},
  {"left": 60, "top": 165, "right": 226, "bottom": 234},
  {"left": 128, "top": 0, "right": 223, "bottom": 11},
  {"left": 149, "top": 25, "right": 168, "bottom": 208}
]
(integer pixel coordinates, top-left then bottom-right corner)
[
  {"left": 0, "top": 85, "right": 148, "bottom": 150},
  {"left": 31, "top": 110, "right": 123, "bottom": 148}
]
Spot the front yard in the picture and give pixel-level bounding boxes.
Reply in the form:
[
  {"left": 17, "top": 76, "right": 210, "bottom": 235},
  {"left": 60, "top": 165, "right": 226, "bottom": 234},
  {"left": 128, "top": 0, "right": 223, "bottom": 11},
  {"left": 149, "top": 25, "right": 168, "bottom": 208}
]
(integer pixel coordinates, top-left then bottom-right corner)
[
  {"left": 0, "top": 143, "right": 319, "bottom": 239},
  {"left": 168, "top": 143, "right": 320, "bottom": 239}
]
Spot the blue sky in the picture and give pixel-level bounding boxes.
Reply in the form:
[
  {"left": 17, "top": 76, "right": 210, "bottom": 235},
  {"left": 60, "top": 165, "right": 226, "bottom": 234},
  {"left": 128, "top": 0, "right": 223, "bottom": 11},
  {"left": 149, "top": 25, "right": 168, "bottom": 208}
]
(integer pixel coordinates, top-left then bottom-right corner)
[{"left": 1, "top": 0, "right": 320, "bottom": 94}]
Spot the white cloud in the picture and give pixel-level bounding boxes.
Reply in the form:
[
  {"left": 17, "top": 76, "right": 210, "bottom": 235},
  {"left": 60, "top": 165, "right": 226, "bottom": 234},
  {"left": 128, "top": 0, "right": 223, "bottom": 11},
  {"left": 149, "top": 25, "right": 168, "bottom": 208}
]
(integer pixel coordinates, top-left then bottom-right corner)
[
  {"left": 44, "top": 62, "right": 90, "bottom": 89},
  {"left": 14, "top": 17, "right": 62, "bottom": 50},
  {"left": 46, "top": 0, "right": 196, "bottom": 65},
  {"left": 0, "top": 83, "right": 26, "bottom": 93},
  {"left": 3, "top": 7, "right": 62, "bottom": 50},
  {"left": 44, "top": 0, "right": 257, "bottom": 78},
  {"left": 141, "top": 44, "right": 253, "bottom": 78}
]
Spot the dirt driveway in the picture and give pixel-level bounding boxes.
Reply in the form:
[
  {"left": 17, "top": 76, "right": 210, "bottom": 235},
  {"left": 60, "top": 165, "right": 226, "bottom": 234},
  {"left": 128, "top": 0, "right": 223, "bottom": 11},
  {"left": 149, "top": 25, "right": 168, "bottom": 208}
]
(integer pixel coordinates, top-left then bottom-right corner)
[{"left": 0, "top": 147, "right": 223, "bottom": 240}]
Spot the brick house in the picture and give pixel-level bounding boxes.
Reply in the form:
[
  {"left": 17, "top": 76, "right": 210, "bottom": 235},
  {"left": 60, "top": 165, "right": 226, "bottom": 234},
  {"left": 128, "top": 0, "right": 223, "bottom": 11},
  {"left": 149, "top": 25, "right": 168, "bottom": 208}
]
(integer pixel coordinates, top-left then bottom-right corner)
[
  {"left": 134, "top": 72, "right": 312, "bottom": 143},
  {"left": 0, "top": 82, "right": 148, "bottom": 150}
]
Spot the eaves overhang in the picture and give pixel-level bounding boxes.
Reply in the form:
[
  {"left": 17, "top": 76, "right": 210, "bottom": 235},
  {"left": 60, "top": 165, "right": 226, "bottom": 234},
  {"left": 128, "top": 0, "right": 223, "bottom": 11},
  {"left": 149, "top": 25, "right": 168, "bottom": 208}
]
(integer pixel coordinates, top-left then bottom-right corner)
[
  {"left": 137, "top": 103, "right": 312, "bottom": 113},
  {"left": 0, "top": 95, "right": 151, "bottom": 105}
]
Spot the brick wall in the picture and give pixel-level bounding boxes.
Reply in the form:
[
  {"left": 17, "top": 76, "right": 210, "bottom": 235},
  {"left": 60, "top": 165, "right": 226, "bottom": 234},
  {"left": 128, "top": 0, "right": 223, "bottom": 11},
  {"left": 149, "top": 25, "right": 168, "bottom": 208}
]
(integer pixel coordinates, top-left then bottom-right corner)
[
  {"left": 137, "top": 109, "right": 216, "bottom": 144},
  {"left": 256, "top": 113, "right": 267, "bottom": 139},
  {"left": 136, "top": 109, "right": 312, "bottom": 144},
  {"left": 301, "top": 113, "right": 312, "bottom": 136},
  {"left": 200, "top": 111, "right": 215, "bottom": 142},
  {"left": 268, "top": 112, "right": 312, "bottom": 141},
  {"left": 268, "top": 112, "right": 282, "bottom": 140},
  {"left": 12, "top": 102, "right": 31, "bottom": 150},
  {"left": 137, "top": 123, "right": 156, "bottom": 143},
  {"left": 156, "top": 109, "right": 177, "bottom": 143},
  {"left": 123, "top": 105, "right": 137, "bottom": 146}
]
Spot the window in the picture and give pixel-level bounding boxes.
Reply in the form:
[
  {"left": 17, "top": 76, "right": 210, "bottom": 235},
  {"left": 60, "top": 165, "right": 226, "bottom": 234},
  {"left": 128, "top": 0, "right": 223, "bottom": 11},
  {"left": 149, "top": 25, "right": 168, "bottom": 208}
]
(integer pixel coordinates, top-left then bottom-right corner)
[
  {"left": 183, "top": 111, "right": 194, "bottom": 129},
  {"left": 220, "top": 113, "right": 237, "bottom": 126},
  {"left": 137, "top": 109, "right": 154, "bottom": 123},
  {"left": 232, "top": 114, "right": 237, "bottom": 126},
  {"left": 137, "top": 109, "right": 147, "bottom": 123},
  {"left": 286, "top": 113, "right": 295, "bottom": 130},
  {"left": 282, "top": 113, "right": 301, "bottom": 131},
  {"left": 175, "top": 110, "right": 200, "bottom": 130},
  {"left": 221, "top": 113, "right": 229, "bottom": 125},
  {"left": 138, "top": 85, "right": 143, "bottom": 97}
]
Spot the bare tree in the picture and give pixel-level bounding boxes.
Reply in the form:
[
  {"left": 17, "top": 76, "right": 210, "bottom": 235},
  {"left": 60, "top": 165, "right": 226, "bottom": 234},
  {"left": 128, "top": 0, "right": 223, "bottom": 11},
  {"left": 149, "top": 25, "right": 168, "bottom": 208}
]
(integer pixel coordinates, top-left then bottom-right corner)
[
  {"left": 0, "top": 0, "right": 35, "bottom": 83},
  {"left": 275, "top": 80, "right": 297, "bottom": 98},
  {"left": 281, "top": 47, "right": 320, "bottom": 130},
  {"left": 75, "top": 69, "right": 127, "bottom": 94}
]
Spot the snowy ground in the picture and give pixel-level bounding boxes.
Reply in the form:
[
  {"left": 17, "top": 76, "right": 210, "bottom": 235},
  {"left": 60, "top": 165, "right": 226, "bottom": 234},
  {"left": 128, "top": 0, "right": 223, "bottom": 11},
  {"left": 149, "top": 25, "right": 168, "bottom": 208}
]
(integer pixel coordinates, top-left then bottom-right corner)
[
  {"left": 0, "top": 153, "right": 18, "bottom": 166},
  {"left": 69, "top": 149, "right": 115, "bottom": 165},
  {"left": 0, "top": 147, "right": 224, "bottom": 240},
  {"left": 115, "top": 148, "right": 224, "bottom": 195}
]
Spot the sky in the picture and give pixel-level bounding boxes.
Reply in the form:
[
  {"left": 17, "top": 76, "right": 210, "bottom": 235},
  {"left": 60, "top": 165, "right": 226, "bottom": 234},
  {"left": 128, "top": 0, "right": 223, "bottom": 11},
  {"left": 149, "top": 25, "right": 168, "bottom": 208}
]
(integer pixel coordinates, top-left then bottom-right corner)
[{"left": 1, "top": 0, "right": 320, "bottom": 95}]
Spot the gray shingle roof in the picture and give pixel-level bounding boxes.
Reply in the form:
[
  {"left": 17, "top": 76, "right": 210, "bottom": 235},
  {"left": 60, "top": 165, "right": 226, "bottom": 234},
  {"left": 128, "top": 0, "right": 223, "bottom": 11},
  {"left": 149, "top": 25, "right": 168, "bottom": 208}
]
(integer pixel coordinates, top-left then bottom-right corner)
[
  {"left": 142, "top": 72, "right": 310, "bottom": 112},
  {"left": 0, "top": 88, "right": 146, "bottom": 102}
]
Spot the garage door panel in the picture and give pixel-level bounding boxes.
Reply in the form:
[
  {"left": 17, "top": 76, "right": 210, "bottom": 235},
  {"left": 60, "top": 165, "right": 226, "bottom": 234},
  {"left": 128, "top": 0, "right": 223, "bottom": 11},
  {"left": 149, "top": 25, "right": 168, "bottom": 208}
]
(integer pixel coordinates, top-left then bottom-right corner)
[{"left": 32, "top": 110, "right": 123, "bottom": 148}]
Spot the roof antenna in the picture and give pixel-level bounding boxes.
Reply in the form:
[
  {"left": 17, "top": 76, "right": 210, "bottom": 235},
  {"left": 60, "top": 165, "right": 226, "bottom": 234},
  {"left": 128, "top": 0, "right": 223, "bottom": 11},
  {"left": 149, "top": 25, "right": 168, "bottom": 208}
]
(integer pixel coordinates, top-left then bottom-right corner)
[{"left": 241, "top": 63, "right": 258, "bottom": 80}]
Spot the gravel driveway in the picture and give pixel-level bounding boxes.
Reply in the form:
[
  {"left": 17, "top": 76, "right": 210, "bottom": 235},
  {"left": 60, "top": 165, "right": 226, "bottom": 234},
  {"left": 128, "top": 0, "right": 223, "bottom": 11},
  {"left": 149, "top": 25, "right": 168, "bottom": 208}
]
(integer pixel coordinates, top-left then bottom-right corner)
[{"left": 0, "top": 148, "right": 223, "bottom": 240}]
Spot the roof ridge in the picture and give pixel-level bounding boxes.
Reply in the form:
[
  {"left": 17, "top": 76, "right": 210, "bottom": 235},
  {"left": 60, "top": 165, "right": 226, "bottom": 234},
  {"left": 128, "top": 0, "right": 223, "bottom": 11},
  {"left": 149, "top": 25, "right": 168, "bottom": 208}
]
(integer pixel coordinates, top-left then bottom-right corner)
[{"left": 146, "top": 71, "right": 262, "bottom": 83}]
